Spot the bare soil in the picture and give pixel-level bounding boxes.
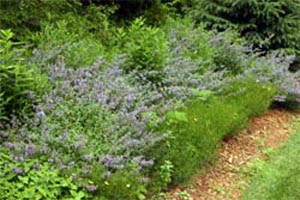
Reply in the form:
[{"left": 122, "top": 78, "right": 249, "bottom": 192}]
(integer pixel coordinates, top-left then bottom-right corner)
[{"left": 170, "top": 108, "right": 298, "bottom": 200}]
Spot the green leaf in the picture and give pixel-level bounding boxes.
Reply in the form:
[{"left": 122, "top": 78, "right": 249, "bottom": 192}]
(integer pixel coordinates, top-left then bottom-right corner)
[
  {"left": 18, "top": 176, "right": 29, "bottom": 184},
  {"left": 167, "top": 111, "right": 188, "bottom": 123},
  {"left": 37, "top": 187, "right": 47, "bottom": 197},
  {"left": 75, "top": 191, "right": 86, "bottom": 200}
]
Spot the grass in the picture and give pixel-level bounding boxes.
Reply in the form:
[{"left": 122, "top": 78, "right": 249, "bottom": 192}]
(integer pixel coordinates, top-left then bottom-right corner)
[{"left": 242, "top": 122, "right": 300, "bottom": 200}]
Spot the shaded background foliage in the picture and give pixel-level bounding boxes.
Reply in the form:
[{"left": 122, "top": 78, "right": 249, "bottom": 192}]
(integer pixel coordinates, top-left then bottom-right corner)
[{"left": 185, "top": 0, "right": 300, "bottom": 54}]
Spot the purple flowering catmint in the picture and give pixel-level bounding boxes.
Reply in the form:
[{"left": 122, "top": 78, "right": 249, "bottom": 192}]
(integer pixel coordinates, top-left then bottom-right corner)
[
  {"left": 4, "top": 142, "right": 17, "bottom": 150},
  {"left": 140, "top": 159, "right": 154, "bottom": 167},
  {"left": 59, "top": 130, "right": 69, "bottom": 142},
  {"left": 59, "top": 164, "right": 68, "bottom": 171},
  {"left": 12, "top": 167, "right": 24, "bottom": 175},
  {"left": 24, "top": 144, "right": 36, "bottom": 157},
  {"left": 14, "top": 156, "right": 24, "bottom": 162},
  {"left": 9, "top": 28, "right": 269, "bottom": 186},
  {"left": 84, "top": 154, "right": 93, "bottom": 163},
  {"left": 74, "top": 134, "right": 86, "bottom": 150},
  {"left": 74, "top": 141, "right": 84, "bottom": 149},
  {"left": 68, "top": 161, "right": 75, "bottom": 167},
  {"left": 0, "top": 131, "right": 8, "bottom": 139},
  {"left": 32, "top": 164, "right": 41, "bottom": 171},
  {"left": 85, "top": 184, "right": 98, "bottom": 192},
  {"left": 102, "top": 171, "right": 111, "bottom": 179},
  {"left": 126, "top": 95, "right": 134, "bottom": 107},
  {"left": 133, "top": 156, "right": 144, "bottom": 164},
  {"left": 124, "top": 139, "right": 139, "bottom": 148},
  {"left": 36, "top": 106, "right": 46, "bottom": 118}
]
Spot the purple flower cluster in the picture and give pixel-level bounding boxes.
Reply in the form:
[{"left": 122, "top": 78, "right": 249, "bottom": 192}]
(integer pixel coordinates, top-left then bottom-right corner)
[{"left": 243, "top": 54, "right": 300, "bottom": 104}]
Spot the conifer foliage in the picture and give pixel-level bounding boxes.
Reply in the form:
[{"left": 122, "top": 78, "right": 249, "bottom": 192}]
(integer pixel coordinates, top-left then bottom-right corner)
[{"left": 187, "top": 0, "right": 300, "bottom": 53}]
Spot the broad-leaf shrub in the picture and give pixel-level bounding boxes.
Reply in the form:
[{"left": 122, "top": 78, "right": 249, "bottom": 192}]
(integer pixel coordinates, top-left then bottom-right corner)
[{"left": 118, "top": 18, "right": 169, "bottom": 84}]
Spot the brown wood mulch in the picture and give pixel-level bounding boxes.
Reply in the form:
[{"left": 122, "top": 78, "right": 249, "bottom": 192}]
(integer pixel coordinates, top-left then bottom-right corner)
[{"left": 170, "top": 108, "right": 298, "bottom": 200}]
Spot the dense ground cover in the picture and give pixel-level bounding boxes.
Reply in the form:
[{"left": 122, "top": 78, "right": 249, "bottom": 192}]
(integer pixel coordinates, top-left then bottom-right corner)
[{"left": 1, "top": 1, "right": 300, "bottom": 199}]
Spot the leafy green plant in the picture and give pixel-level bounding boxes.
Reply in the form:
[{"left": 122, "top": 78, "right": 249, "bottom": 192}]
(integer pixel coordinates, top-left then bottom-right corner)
[
  {"left": 0, "top": 29, "right": 35, "bottom": 119},
  {"left": 159, "top": 160, "right": 174, "bottom": 188},
  {"left": 118, "top": 17, "right": 169, "bottom": 84},
  {"left": 0, "top": 152, "right": 91, "bottom": 200}
]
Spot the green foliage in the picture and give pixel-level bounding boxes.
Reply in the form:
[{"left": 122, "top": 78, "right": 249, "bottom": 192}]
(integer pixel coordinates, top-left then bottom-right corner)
[
  {"left": 210, "top": 31, "right": 251, "bottom": 74},
  {"left": 118, "top": 17, "right": 169, "bottom": 83},
  {"left": 30, "top": 20, "right": 106, "bottom": 69},
  {"left": 90, "top": 168, "right": 148, "bottom": 200},
  {"left": 163, "top": 17, "right": 253, "bottom": 74},
  {"left": 0, "top": 0, "right": 117, "bottom": 46},
  {"left": 0, "top": 152, "right": 90, "bottom": 200},
  {"left": 187, "top": 0, "right": 300, "bottom": 53},
  {"left": 162, "top": 17, "right": 215, "bottom": 70},
  {"left": 242, "top": 130, "right": 300, "bottom": 200},
  {"left": 158, "top": 160, "right": 174, "bottom": 188},
  {"left": 0, "top": 0, "right": 81, "bottom": 39},
  {"left": 151, "top": 79, "right": 275, "bottom": 184},
  {"left": 0, "top": 30, "right": 34, "bottom": 119},
  {"left": 221, "top": 78, "right": 277, "bottom": 118},
  {"left": 0, "top": 2, "right": 289, "bottom": 198}
]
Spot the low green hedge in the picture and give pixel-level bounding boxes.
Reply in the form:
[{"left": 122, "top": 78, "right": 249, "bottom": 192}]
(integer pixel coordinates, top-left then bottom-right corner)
[{"left": 150, "top": 79, "right": 276, "bottom": 186}]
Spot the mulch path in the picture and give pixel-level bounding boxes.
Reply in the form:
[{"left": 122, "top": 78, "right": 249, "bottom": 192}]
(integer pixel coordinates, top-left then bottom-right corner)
[{"left": 170, "top": 108, "right": 298, "bottom": 200}]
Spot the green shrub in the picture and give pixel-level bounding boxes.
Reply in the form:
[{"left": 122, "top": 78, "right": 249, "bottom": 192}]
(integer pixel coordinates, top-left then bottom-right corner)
[
  {"left": 0, "top": 30, "right": 35, "bottom": 120},
  {"left": 118, "top": 17, "right": 169, "bottom": 84},
  {"left": 187, "top": 0, "right": 300, "bottom": 53},
  {"left": 0, "top": 152, "right": 91, "bottom": 200}
]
